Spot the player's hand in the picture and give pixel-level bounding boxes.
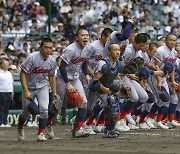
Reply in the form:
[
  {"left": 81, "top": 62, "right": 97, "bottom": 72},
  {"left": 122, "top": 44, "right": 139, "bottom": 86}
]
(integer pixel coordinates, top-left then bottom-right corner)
[
  {"left": 104, "top": 88, "right": 112, "bottom": 95},
  {"left": 127, "top": 74, "right": 139, "bottom": 81},
  {"left": 171, "top": 81, "right": 178, "bottom": 89},
  {"left": 153, "top": 65, "right": 159, "bottom": 71},
  {"left": 66, "top": 82, "right": 76, "bottom": 93},
  {"left": 128, "top": 18, "right": 135, "bottom": 24},
  {"left": 24, "top": 90, "right": 32, "bottom": 100},
  {"left": 157, "top": 81, "right": 162, "bottom": 91},
  {"left": 85, "top": 75, "right": 91, "bottom": 83}
]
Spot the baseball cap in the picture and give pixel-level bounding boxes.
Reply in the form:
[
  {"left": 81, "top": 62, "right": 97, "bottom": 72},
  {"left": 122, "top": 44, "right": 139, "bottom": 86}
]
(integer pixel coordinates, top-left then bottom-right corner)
[
  {"left": 34, "top": 1, "right": 40, "bottom": 6},
  {"left": 9, "top": 65, "right": 17, "bottom": 70},
  {"left": 138, "top": 66, "right": 152, "bottom": 79},
  {"left": 164, "top": 61, "right": 173, "bottom": 73}
]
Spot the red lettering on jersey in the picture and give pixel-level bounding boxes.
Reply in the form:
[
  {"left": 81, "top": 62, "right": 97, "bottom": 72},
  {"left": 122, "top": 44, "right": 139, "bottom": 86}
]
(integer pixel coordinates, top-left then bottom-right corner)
[
  {"left": 72, "top": 57, "right": 86, "bottom": 64},
  {"left": 32, "top": 67, "right": 50, "bottom": 74},
  {"left": 95, "top": 54, "right": 103, "bottom": 61},
  {"left": 164, "top": 57, "right": 175, "bottom": 63}
]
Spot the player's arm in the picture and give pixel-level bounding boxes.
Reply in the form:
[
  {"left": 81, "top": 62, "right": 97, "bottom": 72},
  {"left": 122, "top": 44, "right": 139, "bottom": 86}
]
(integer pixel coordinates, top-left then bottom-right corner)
[
  {"left": 146, "top": 63, "right": 159, "bottom": 70},
  {"left": 116, "top": 19, "right": 134, "bottom": 41},
  {"left": 169, "top": 69, "right": 178, "bottom": 89},
  {"left": 49, "top": 75, "right": 57, "bottom": 97},
  {"left": 93, "top": 72, "right": 111, "bottom": 95},
  {"left": 82, "top": 60, "right": 90, "bottom": 83},
  {"left": 154, "top": 59, "right": 162, "bottom": 90},
  {"left": 59, "top": 59, "right": 76, "bottom": 93},
  {"left": 20, "top": 69, "right": 32, "bottom": 99},
  {"left": 88, "top": 66, "right": 93, "bottom": 76}
]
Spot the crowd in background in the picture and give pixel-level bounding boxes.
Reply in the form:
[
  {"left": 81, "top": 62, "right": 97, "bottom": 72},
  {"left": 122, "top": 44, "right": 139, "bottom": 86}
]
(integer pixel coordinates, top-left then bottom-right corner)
[{"left": 0, "top": 0, "right": 179, "bottom": 74}]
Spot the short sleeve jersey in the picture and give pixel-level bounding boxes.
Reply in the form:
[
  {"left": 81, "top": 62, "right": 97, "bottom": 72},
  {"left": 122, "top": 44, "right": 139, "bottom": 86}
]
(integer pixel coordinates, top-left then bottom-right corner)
[{"left": 20, "top": 52, "right": 56, "bottom": 89}]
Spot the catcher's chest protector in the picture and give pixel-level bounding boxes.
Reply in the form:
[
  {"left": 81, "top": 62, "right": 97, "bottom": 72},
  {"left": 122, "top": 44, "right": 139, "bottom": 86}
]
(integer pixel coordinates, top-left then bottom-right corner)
[{"left": 100, "top": 58, "right": 121, "bottom": 88}]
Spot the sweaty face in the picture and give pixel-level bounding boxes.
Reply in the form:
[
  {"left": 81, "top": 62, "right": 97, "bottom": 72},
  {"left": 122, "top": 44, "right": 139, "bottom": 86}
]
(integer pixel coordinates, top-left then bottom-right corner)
[
  {"left": 40, "top": 42, "right": 53, "bottom": 59},
  {"left": 108, "top": 44, "right": 121, "bottom": 60},
  {"left": 165, "top": 35, "right": 177, "bottom": 49},
  {"left": 76, "top": 30, "right": 89, "bottom": 49}
]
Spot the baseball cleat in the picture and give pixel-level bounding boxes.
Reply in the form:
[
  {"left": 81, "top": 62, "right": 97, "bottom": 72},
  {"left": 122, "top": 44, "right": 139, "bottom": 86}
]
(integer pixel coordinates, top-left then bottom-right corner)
[
  {"left": 46, "top": 125, "right": 54, "bottom": 139},
  {"left": 146, "top": 117, "right": 155, "bottom": 129},
  {"left": 125, "top": 114, "right": 136, "bottom": 125},
  {"left": 169, "top": 120, "right": 180, "bottom": 127},
  {"left": 83, "top": 124, "right": 96, "bottom": 135},
  {"left": 18, "top": 128, "right": 25, "bottom": 141},
  {"left": 37, "top": 133, "right": 47, "bottom": 141},
  {"left": 104, "top": 129, "right": 119, "bottom": 138},
  {"left": 72, "top": 127, "right": 90, "bottom": 138},
  {"left": 93, "top": 125, "right": 104, "bottom": 133},
  {"left": 139, "top": 122, "right": 150, "bottom": 129},
  {"left": 156, "top": 121, "right": 169, "bottom": 130},
  {"left": 128, "top": 123, "right": 139, "bottom": 130},
  {"left": 115, "top": 120, "right": 130, "bottom": 132}
]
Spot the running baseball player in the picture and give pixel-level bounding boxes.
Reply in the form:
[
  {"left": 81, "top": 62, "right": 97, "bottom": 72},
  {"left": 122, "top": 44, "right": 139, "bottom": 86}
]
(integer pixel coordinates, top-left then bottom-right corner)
[
  {"left": 17, "top": 38, "right": 57, "bottom": 141},
  {"left": 58, "top": 28, "right": 91, "bottom": 138},
  {"left": 146, "top": 33, "right": 179, "bottom": 129}
]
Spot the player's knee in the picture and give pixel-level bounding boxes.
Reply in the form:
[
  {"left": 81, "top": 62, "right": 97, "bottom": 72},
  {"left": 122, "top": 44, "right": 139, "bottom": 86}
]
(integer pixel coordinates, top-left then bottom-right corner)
[
  {"left": 39, "top": 111, "right": 48, "bottom": 119},
  {"left": 139, "top": 93, "right": 149, "bottom": 103},
  {"left": 130, "top": 95, "right": 139, "bottom": 103}
]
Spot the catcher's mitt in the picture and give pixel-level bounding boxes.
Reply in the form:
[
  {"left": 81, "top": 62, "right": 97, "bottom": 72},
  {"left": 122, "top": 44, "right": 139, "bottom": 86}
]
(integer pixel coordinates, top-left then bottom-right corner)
[
  {"left": 66, "top": 90, "right": 83, "bottom": 107},
  {"left": 134, "top": 57, "right": 144, "bottom": 67},
  {"left": 50, "top": 95, "right": 62, "bottom": 113},
  {"left": 123, "top": 62, "right": 138, "bottom": 74}
]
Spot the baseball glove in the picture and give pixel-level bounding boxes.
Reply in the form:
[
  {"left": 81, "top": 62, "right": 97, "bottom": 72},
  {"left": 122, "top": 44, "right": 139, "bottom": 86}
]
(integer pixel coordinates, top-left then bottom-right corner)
[
  {"left": 123, "top": 62, "right": 138, "bottom": 74},
  {"left": 66, "top": 90, "right": 83, "bottom": 107},
  {"left": 50, "top": 95, "right": 62, "bottom": 113},
  {"left": 134, "top": 57, "right": 144, "bottom": 67}
]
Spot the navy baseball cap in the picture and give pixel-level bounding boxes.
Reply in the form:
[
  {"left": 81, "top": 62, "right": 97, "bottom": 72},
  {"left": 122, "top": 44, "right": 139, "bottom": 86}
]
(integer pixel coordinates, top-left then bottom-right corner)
[
  {"left": 138, "top": 66, "right": 153, "bottom": 79},
  {"left": 164, "top": 61, "right": 174, "bottom": 73},
  {"left": 159, "top": 87, "right": 170, "bottom": 102}
]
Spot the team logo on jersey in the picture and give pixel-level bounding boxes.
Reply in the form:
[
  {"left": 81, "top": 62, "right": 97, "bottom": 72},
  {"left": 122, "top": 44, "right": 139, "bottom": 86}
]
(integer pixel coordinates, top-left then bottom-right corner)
[
  {"left": 72, "top": 57, "right": 86, "bottom": 64},
  {"left": 32, "top": 67, "right": 50, "bottom": 74},
  {"left": 164, "top": 57, "right": 175, "bottom": 63},
  {"left": 95, "top": 54, "right": 103, "bottom": 61}
]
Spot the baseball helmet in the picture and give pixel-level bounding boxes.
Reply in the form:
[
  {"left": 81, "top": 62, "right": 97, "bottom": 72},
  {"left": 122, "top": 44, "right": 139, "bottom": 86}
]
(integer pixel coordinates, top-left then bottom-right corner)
[
  {"left": 109, "top": 80, "right": 122, "bottom": 93},
  {"left": 27, "top": 99, "right": 40, "bottom": 115},
  {"left": 164, "top": 61, "right": 174, "bottom": 73},
  {"left": 159, "top": 87, "right": 170, "bottom": 102},
  {"left": 87, "top": 80, "right": 101, "bottom": 92}
]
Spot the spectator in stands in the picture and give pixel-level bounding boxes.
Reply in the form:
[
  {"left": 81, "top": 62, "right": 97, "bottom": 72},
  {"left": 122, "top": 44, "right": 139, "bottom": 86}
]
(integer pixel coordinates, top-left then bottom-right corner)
[
  {"left": 0, "top": 58, "right": 13, "bottom": 127},
  {"left": 60, "top": 0, "right": 72, "bottom": 14},
  {"left": 134, "top": 6, "right": 144, "bottom": 21},
  {"left": 0, "top": 7, "right": 9, "bottom": 26},
  {"left": 28, "top": 1, "right": 41, "bottom": 16}
]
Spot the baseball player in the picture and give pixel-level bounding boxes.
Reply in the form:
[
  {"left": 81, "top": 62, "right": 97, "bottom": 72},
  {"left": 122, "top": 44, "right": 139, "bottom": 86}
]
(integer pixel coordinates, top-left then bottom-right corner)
[
  {"left": 85, "top": 19, "right": 135, "bottom": 133},
  {"left": 81, "top": 28, "right": 113, "bottom": 132},
  {"left": 58, "top": 28, "right": 91, "bottom": 138},
  {"left": 17, "top": 38, "right": 57, "bottom": 141},
  {"left": 146, "top": 33, "right": 179, "bottom": 129},
  {"left": 114, "top": 33, "right": 149, "bottom": 131},
  {"left": 86, "top": 43, "right": 124, "bottom": 138}
]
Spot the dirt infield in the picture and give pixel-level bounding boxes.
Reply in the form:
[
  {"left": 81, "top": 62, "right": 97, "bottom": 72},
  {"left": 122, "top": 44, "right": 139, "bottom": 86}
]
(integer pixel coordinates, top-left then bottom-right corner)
[{"left": 0, "top": 125, "right": 180, "bottom": 154}]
